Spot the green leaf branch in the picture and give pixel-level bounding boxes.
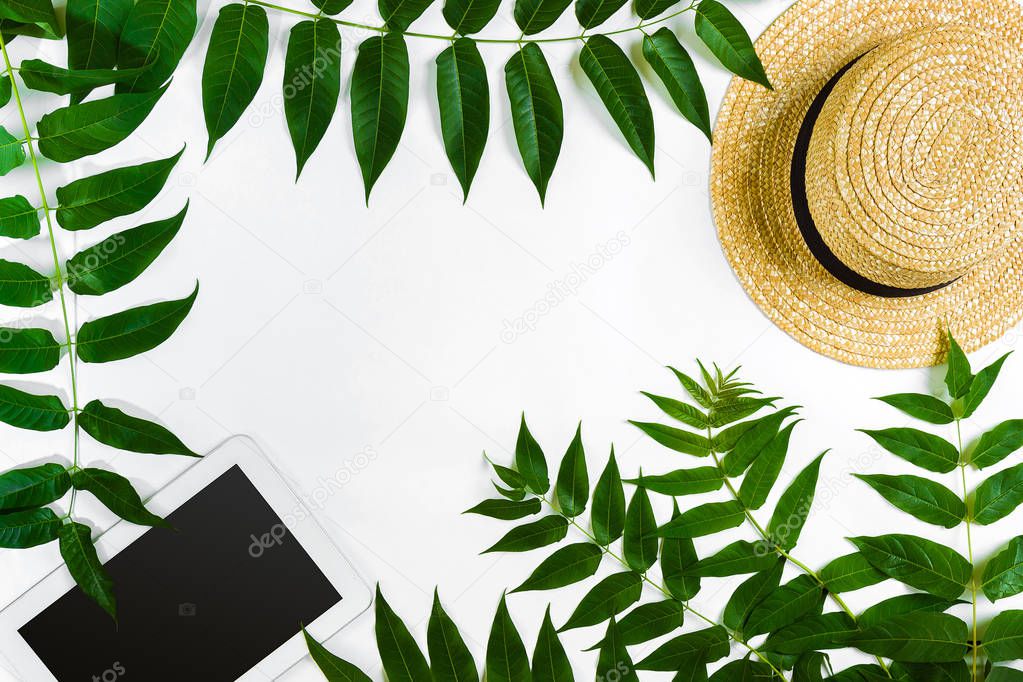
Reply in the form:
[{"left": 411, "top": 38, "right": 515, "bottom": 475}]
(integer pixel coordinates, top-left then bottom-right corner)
[
  {"left": 852, "top": 332, "right": 1023, "bottom": 680},
  {"left": 0, "top": 0, "right": 200, "bottom": 619},
  {"left": 201, "top": 0, "right": 770, "bottom": 203}
]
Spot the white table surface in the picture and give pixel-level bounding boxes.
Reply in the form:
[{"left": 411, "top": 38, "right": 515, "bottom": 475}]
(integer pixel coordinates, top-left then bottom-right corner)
[{"left": 2, "top": 0, "right": 1023, "bottom": 678}]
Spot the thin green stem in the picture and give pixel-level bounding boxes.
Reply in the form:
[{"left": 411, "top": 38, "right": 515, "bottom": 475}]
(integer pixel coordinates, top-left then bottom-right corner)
[
  {"left": 536, "top": 493, "right": 789, "bottom": 680},
  {"left": 0, "top": 35, "right": 81, "bottom": 515},
  {"left": 706, "top": 426, "right": 892, "bottom": 677},
  {"left": 247, "top": 0, "right": 696, "bottom": 44},
  {"left": 956, "top": 419, "right": 979, "bottom": 680}
]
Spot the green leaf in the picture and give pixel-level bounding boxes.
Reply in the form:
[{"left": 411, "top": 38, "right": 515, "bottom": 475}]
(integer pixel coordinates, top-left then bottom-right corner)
[
  {"left": 483, "top": 516, "right": 567, "bottom": 553},
  {"left": 744, "top": 575, "right": 824, "bottom": 637},
  {"left": 0, "top": 327, "right": 60, "bottom": 374},
  {"left": 661, "top": 501, "right": 700, "bottom": 600},
  {"left": 669, "top": 366, "right": 712, "bottom": 408},
  {"left": 625, "top": 467, "right": 721, "bottom": 496},
  {"left": 739, "top": 421, "right": 796, "bottom": 510},
  {"left": 889, "top": 661, "right": 970, "bottom": 682},
  {"left": 375, "top": 585, "right": 431, "bottom": 682},
  {"left": 66, "top": 205, "right": 186, "bottom": 296},
  {"left": 495, "top": 484, "right": 526, "bottom": 501},
  {"left": 532, "top": 606, "right": 573, "bottom": 682},
  {"left": 59, "top": 522, "right": 116, "bottom": 620},
  {"left": 974, "top": 462, "right": 1023, "bottom": 525},
  {"left": 489, "top": 457, "right": 527, "bottom": 489},
  {"left": 971, "top": 420, "right": 1023, "bottom": 469},
  {"left": 0, "top": 0, "right": 59, "bottom": 39},
  {"left": 313, "top": 0, "right": 353, "bottom": 14},
  {"left": 0, "top": 259, "right": 51, "bottom": 308},
  {"left": 486, "top": 594, "right": 530, "bottom": 682},
  {"left": 819, "top": 552, "right": 886, "bottom": 593},
  {"left": 985, "top": 610, "right": 1023, "bottom": 662},
  {"left": 709, "top": 396, "right": 779, "bottom": 428},
  {"left": 71, "top": 468, "right": 168, "bottom": 527},
  {"left": 623, "top": 484, "right": 657, "bottom": 572},
  {"left": 630, "top": 421, "right": 710, "bottom": 456},
  {"left": 78, "top": 399, "right": 198, "bottom": 456},
  {"left": 0, "top": 463, "right": 69, "bottom": 511},
  {"left": 636, "top": 0, "right": 679, "bottom": 19},
  {"left": 687, "top": 540, "right": 776, "bottom": 577},
  {"left": 443, "top": 0, "right": 500, "bottom": 33},
  {"left": 983, "top": 536, "right": 1023, "bottom": 602},
  {"left": 596, "top": 618, "right": 639, "bottom": 682},
  {"left": 722, "top": 557, "right": 784, "bottom": 633},
  {"left": 0, "top": 507, "right": 60, "bottom": 548},
  {"left": 428, "top": 591, "right": 477, "bottom": 682},
  {"left": 352, "top": 32, "right": 409, "bottom": 201},
  {"left": 859, "top": 594, "right": 961, "bottom": 629},
  {"left": 0, "top": 384, "right": 70, "bottom": 431},
  {"left": 793, "top": 653, "right": 827, "bottom": 682},
  {"left": 850, "top": 534, "right": 971, "bottom": 599},
  {"left": 283, "top": 19, "right": 342, "bottom": 179},
  {"left": 0, "top": 195, "right": 39, "bottom": 238},
  {"left": 851, "top": 613, "right": 968, "bottom": 663},
  {"left": 18, "top": 59, "right": 150, "bottom": 97},
  {"left": 768, "top": 450, "right": 826, "bottom": 550},
  {"left": 642, "top": 29, "right": 711, "bottom": 141},
  {"left": 962, "top": 353, "right": 1009, "bottom": 418},
  {"left": 55, "top": 148, "right": 183, "bottom": 231},
  {"left": 593, "top": 600, "right": 683, "bottom": 648},
  {"left": 510, "top": 542, "right": 602, "bottom": 593},
  {"left": 591, "top": 447, "right": 625, "bottom": 545},
  {"left": 853, "top": 474, "right": 965, "bottom": 528},
  {"left": 875, "top": 393, "right": 955, "bottom": 425},
  {"left": 580, "top": 35, "right": 655, "bottom": 176},
  {"left": 116, "top": 0, "right": 197, "bottom": 93},
  {"left": 944, "top": 332, "right": 973, "bottom": 399},
  {"left": 763, "top": 612, "right": 857, "bottom": 654},
  {"left": 202, "top": 3, "right": 270, "bottom": 157},
  {"left": 859, "top": 428, "right": 960, "bottom": 473},
  {"left": 636, "top": 626, "right": 729, "bottom": 671},
  {"left": 710, "top": 660, "right": 781, "bottom": 680},
  {"left": 721, "top": 408, "right": 797, "bottom": 475},
  {"left": 465, "top": 498, "right": 541, "bottom": 520},
  {"left": 988, "top": 669, "right": 1023, "bottom": 682},
  {"left": 514, "top": 415, "right": 550, "bottom": 494},
  {"left": 553, "top": 424, "right": 587, "bottom": 517},
  {"left": 641, "top": 392, "right": 709, "bottom": 429},
  {"left": 658, "top": 500, "right": 744, "bottom": 538},
  {"left": 37, "top": 86, "right": 168, "bottom": 162},
  {"left": 379, "top": 0, "right": 433, "bottom": 31},
  {"left": 559, "top": 571, "right": 641, "bottom": 631},
  {"left": 303, "top": 627, "right": 372, "bottom": 681},
  {"left": 574, "top": 0, "right": 627, "bottom": 29},
  {"left": 77, "top": 283, "right": 198, "bottom": 363},
  {"left": 514, "top": 0, "right": 571, "bottom": 34},
  {"left": 436, "top": 38, "right": 489, "bottom": 201},
  {"left": 66, "top": 0, "right": 133, "bottom": 101},
  {"left": 505, "top": 43, "right": 563, "bottom": 205},
  {"left": 0, "top": 77, "right": 8, "bottom": 107},
  {"left": 694, "top": 0, "right": 770, "bottom": 88}
]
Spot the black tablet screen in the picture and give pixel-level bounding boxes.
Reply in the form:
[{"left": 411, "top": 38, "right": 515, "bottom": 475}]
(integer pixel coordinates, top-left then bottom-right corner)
[{"left": 18, "top": 465, "right": 343, "bottom": 681}]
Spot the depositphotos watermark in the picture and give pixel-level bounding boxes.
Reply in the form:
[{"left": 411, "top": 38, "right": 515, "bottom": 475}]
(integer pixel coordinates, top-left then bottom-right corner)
[
  {"left": 500, "top": 231, "right": 632, "bottom": 343},
  {"left": 247, "top": 447, "right": 378, "bottom": 558},
  {"left": 91, "top": 662, "right": 125, "bottom": 682}
]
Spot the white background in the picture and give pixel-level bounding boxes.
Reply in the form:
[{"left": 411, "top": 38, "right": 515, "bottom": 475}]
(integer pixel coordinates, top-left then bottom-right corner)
[{"left": 2, "top": 0, "right": 1023, "bottom": 679}]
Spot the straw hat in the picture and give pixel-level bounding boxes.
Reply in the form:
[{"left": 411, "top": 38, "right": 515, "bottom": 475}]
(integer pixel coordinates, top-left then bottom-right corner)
[{"left": 710, "top": 0, "right": 1023, "bottom": 368}]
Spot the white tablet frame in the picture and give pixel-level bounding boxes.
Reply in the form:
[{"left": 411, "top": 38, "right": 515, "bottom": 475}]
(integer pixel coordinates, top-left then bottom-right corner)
[{"left": 0, "top": 436, "right": 371, "bottom": 681}]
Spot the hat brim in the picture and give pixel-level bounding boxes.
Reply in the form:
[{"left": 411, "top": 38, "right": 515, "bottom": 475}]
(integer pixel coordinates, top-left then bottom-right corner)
[{"left": 711, "top": 0, "right": 1023, "bottom": 368}]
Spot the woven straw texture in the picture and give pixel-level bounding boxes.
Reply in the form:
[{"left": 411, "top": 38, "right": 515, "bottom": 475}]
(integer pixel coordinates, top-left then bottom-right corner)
[{"left": 711, "top": 0, "right": 1023, "bottom": 368}]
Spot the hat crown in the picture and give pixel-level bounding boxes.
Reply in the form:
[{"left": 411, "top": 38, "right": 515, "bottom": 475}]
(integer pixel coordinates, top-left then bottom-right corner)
[{"left": 805, "top": 26, "right": 1023, "bottom": 289}]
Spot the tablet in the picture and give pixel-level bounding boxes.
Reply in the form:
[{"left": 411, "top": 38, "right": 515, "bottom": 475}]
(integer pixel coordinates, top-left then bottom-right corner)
[{"left": 0, "top": 437, "right": 371, "bottom": 681}]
